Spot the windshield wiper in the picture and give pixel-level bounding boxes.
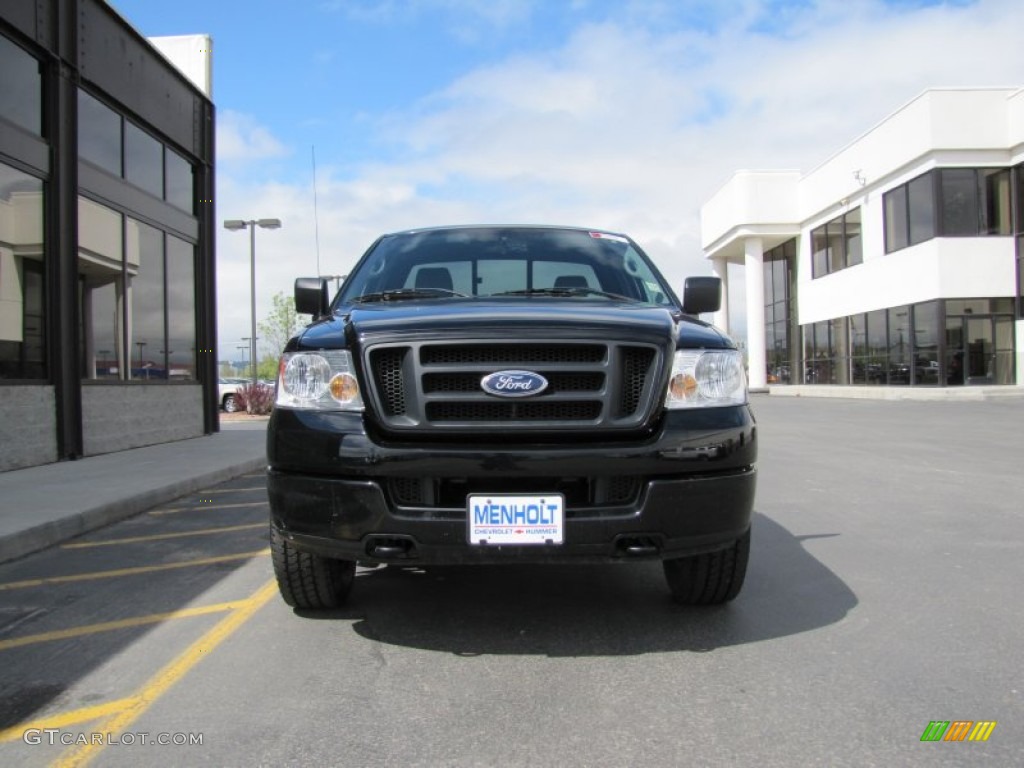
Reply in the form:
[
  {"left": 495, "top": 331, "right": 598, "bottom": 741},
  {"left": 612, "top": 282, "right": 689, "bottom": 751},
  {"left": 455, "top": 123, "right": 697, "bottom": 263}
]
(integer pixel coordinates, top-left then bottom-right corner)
[
  {"left": 490, "top": 287, "right": 640, "bottom": 302},
  {"left": 352, "top": 288, "right": 468, "bottom": 303}
]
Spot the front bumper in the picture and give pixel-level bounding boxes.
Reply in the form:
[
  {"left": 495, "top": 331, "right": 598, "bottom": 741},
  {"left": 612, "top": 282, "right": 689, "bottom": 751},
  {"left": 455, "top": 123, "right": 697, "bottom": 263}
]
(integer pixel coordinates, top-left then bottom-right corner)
[{"left": 267, "top": 406, "right": 757, "bottom": 564}]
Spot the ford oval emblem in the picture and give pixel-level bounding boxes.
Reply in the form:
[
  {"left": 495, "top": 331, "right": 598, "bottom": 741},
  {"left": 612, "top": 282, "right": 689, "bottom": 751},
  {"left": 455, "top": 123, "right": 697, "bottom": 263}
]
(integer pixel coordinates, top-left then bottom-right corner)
[{"left": 480, "top": 370, "right": 549, "bottom": 398}]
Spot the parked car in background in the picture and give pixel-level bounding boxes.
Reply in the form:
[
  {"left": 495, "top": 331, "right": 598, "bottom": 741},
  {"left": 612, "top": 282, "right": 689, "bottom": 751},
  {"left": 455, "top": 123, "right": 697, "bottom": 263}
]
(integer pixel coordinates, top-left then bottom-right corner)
[{"left": 218, "top": 378, "right": 247, "bottom": 412}]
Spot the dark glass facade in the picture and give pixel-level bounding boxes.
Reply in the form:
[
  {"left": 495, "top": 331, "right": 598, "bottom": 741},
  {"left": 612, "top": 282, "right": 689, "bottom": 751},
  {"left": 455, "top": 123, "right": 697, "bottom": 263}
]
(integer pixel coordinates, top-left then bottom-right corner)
[
  {"left": 811, "top": 208, "right": 862, "bottom": 278},
  {"left": 0, "top": 34, "right": 40, "bottom": 135},
  {"left": 802, "top": 300, "right": 1015, "bottom": 386},
  {"left": 1, "top": 0, "right": 216, "bottom": 466},
  {"left": 763, "top": 239, "right": 796, "bottom": 383},
  {"left": 884, "top": 168, "right": 1014, "bottom": 252},
  {"left": 0, "top": 164, "right": 45, "bottom": 379}
]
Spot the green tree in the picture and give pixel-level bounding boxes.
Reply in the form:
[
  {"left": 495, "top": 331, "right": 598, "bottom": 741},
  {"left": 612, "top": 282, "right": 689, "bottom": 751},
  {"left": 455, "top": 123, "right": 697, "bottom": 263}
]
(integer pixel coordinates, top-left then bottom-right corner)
[
  {"left": 258, "top": 292, "right": 308, "bottom": 359},
  {"left": 257, "top": 354, "right": 279, "bottom": 382}
]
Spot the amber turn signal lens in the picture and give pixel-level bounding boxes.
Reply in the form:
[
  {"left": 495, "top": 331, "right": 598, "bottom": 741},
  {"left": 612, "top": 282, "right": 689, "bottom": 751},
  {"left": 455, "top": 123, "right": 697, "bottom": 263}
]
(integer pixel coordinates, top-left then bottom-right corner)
[
  {"left": 668, "top": 373, "right": 698, "bottom": 401},
  {"left": 329, "top": 372, "right": 360, "bottom": 403}
]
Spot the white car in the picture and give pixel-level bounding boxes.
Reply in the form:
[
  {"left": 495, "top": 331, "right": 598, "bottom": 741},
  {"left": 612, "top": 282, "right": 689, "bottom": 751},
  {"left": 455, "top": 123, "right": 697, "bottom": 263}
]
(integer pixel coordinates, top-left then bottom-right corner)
[{"left": 218, "top": 378, "right": 247, "bottom": 412}]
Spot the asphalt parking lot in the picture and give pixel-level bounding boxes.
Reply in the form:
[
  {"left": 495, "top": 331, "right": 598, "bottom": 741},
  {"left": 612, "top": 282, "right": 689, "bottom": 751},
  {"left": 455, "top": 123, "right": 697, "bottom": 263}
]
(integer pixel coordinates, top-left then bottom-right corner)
[{"left": 0, "top": 394, "right": 1021, "bottom": 767}]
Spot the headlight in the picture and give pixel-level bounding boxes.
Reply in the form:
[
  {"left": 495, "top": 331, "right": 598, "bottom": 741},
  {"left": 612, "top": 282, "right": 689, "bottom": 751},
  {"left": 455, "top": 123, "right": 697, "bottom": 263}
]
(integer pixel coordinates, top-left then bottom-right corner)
[
  {"left": 276, "top": 350, "right": 364, "bottom": 411},
  {"left": 665, "top": 349, "right": 746, "bottom": 408}
]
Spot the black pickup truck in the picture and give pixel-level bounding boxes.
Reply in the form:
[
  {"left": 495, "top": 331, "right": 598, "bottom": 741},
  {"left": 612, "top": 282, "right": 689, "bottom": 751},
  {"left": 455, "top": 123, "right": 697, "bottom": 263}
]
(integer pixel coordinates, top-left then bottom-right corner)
[{"left": 267, "top": 226, "right": 756, "bottom": 608}]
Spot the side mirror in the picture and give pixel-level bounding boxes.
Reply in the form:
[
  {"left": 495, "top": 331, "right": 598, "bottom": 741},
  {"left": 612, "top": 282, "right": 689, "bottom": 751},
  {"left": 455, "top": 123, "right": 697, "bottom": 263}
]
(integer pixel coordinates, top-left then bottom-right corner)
[
  {"left": 295, "top": 277, "right": 329, "bottom": 317},
  {"left": 681, "top": 276, "right": 721, "bottom": 315}
]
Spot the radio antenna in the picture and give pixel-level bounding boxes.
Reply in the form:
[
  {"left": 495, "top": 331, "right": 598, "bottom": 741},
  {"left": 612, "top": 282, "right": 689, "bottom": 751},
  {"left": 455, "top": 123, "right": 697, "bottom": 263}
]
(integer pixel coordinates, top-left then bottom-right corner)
[{"left": 312, "top": 145, "right": 322, "bottom": 275}]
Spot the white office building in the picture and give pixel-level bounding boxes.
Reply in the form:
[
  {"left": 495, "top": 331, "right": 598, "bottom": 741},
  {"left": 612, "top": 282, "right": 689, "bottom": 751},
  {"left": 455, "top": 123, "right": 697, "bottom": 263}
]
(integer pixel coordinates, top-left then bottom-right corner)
[{"left": 701, "top": 88, "right": 1024, "bottom": 392}]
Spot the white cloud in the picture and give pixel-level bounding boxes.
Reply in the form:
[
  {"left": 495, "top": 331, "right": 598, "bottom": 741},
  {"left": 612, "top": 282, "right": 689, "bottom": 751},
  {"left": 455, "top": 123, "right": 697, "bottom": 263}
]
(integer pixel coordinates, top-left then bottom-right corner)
[
  {"left": 216, "top": 110, "right": 290, "bottom": 163},
  {"left": 215, "top": 0, "right": 1024, "bottom": 359},
  {"left": 320, "top": 0, "right": 534, "bottom": 34}
]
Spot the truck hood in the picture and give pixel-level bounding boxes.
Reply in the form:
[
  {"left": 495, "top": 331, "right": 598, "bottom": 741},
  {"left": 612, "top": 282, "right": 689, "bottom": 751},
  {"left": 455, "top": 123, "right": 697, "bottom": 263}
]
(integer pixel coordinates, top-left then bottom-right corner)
[{"left": 290, "top": 299, "right": 734, "bottom": 351}]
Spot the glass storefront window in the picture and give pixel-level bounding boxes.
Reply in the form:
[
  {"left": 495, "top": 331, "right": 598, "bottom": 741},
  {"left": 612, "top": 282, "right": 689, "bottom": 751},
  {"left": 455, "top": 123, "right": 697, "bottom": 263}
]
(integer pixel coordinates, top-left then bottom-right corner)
[
  {"left": 773, "top": 258, "right": 787, "bottom": 305},
  {"left": 127, "top": 219, "right": 164, "bottom": 379},
  {"left": 811, "top": 226, "right": 827, "bottom": 278},
  {"left": 849, "top": 313, "right": 867, "bottom": 384},
  {"left": 0, "top": 35, "right": 41, "bottom": 135},
  {"left": 940, "top": 169, "right": 980, "bottom": 236},
  {"left": 801, "top": 300, "right": 1014, "bottom": 388},
  {"left": 866, "top": 309, "right": 887, "bottom": 385},
  {"left": 78, "top": 200, "right": 198, "bottom": 383},
  {"left": 166, "top": 235, "right": 196, "bottom": 380},
  {"left": 79, "top": 90, "right": 122, "bottom": 176},
  {"left": 845, "top": 208, "right": 862, "bottom": 267},
  {"left": 0, "top": 164, "right": 45, "bottom": 379},
  {"left": 888, "top": 307, "right": 911, "bottom": 385},
  {"left": 884, "top": 187, "right": 909, "bottom": 253},
  {"left": 913, "top": 301, "right": 939, "bottom": 385},
  {"left": 1015, "top": 168, "right": 1024, "bottom": 235},
  {"left": 993, "top": 317, "right": 1015, "bottom": 385},
  {"left": 125, "top": 122, "right": 164, "bottom": 199},
  {"left": 165, "top": 149, "right": 194, "bottom": 213},
  {"left": 982, "top": 169, "right": 1012, "bottom": 235},
  {"left": 79, "top": 197, "right": 124, "bottom": 379},
  {"left": 1017, "top": 243, "right": 1023, "bottom": 319},
  {"left": 811, "top": 209, "right": 861, "bottom": 277},
  {"left": 908, "top": 173, "right": 935, "bottom": 245}
]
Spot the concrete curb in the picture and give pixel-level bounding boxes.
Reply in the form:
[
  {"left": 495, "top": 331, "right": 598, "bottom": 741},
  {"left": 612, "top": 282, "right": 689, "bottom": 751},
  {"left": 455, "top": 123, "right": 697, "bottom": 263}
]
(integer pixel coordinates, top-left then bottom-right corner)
[
  {"left": 0, "top": 456, "right": 266, "bottom": 565},
  {"left": 766, "top": 385, "right": 1024, "bottom": 401}
]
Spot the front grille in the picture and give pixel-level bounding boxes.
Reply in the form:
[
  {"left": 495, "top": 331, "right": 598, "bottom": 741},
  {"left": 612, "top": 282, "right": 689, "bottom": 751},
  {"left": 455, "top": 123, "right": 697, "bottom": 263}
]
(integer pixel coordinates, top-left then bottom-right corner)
[
  {"left": 421, "top": 344, "right": 605, "bottom": 366},
  {"left": 390, "top": 477, "right": 428, "bottom": 505},
  {"left": 371, "top": 348, "right": 407, "bottom": 416},
  {"left": 426, "top": 400, "right": 602, "bottom": 422},
  {"left": 423, "top": 371, "right": 605, "bottom": 394},
  {"left": 605, "top": 475, "right": 640, "bottom": 503},
  {"left": 365, "top": 339, "right": 662, "bottom": 433},
  {"left": 620, "top": 347, "right": 655, "bottom": 417},
  {"left": 387, "top": 475, "right": 642, "bottom": 512}
]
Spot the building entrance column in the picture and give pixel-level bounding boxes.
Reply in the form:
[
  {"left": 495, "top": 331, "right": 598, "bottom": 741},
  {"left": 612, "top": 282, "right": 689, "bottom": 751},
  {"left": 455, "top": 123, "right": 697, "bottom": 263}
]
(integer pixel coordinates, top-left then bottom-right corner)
[
  {"left": 745, "top": 238, "right": 767, "bottom": 389},
  {"left": 711, "top": 257, "right": 730, "bottom": 334}
]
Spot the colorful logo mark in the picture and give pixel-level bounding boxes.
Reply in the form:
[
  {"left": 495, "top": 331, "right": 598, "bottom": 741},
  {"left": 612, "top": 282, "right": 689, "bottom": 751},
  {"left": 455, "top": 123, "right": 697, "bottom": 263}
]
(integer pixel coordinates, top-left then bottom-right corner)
[{"left": 920, "top": 721, "right": 997, "bottom": 742}]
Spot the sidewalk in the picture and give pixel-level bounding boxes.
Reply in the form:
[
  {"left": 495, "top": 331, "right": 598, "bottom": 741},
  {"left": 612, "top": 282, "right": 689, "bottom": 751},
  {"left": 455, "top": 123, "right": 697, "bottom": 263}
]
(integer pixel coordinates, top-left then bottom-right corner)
[{"left": 0, "top": 418, "right": 268, "bottom": 564}]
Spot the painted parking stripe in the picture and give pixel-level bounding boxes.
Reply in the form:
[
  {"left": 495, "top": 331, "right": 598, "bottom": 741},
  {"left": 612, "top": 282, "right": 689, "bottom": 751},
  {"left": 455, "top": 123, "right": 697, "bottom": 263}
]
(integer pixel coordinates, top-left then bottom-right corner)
[
  {"left": 61, "top": 523, "right": 266, "bottom": 549},
  {"left": 0, "top": 550, "right": 270, "bottom": 592},
  {"left": 52, "top": 579, "right": 278, "bottom": 768},
  {"left": 0, "top": 599, "right": 248, "bottom": 651},
  {"left": 0, "top": 697, "right": 137, "bottom": 743},
  {"left": 148, "top": 501, "right": 267, "bottom": 516}
]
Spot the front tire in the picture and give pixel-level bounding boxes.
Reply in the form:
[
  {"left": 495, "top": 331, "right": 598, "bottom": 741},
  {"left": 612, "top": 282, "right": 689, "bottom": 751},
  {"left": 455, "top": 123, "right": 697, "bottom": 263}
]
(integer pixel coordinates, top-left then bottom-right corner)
[
  {"left": 223, "top": 394, "right": 239, "bottom": 413},
  {"left": 271, "top": 527, "right": 355, "bottom": 609},
  {"left": 663, "top": 528, "right": 750, "bottom": 605}
]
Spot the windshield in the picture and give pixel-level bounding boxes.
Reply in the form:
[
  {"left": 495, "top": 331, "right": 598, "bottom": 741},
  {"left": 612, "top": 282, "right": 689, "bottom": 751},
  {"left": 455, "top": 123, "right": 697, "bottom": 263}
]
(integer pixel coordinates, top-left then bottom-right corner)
[{"left": 336, "top": 227, "right": 676, "bottom": 307}]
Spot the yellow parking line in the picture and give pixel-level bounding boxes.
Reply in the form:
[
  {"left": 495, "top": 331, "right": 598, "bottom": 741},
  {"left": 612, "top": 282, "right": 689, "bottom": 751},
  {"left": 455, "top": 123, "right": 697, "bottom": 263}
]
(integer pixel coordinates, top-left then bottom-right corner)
[
  {"left": 61, "top": 523, "right": 266, "bottom": 549},
  {"left": 0, "top": 599, "right": 248, "bottom": 651},
  {"left": 0, "top": 697, "right": 137, "bottom": 743},
  {"left": 0, "top": 550, "right": 270, "bottom": 592},
  {"left": 148, "top": 501, "right": 266, "bottom": 516},
  {"left": 53, "top": 579, "right": 279, "bottom": 768}
]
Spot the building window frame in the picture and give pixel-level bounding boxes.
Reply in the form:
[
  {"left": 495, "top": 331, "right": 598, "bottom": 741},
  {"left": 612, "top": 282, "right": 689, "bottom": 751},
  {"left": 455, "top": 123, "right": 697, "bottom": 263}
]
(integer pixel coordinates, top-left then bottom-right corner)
[
  {"left": 885, "top": 167, "right": 1014, "bottom": 253},
  {"left": 811, "top": 207, "right": 862, "bottom": 278}
]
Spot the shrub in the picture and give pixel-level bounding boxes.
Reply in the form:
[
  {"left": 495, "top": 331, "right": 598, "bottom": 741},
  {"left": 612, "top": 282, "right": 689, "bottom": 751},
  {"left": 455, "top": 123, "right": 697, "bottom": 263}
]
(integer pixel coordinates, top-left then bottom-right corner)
[{"left": 235, "top": 382, "right": 275, "bottom": 415}]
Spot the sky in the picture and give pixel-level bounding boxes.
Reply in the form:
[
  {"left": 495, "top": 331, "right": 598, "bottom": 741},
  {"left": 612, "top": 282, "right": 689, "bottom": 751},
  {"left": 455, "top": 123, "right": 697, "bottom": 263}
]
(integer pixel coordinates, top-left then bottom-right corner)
[{"left": 108, "top": 0, "right": 1023, "bottom": 365}]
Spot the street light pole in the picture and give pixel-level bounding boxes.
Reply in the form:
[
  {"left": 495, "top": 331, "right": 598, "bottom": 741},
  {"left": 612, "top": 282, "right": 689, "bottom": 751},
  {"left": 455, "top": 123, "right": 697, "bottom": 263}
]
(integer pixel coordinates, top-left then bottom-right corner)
[
  {"left": 224, "top": 218, "right": 282, "bottom": 389},
  {"left": 249, "top": 221, "right": 256, "bottom": 387}
]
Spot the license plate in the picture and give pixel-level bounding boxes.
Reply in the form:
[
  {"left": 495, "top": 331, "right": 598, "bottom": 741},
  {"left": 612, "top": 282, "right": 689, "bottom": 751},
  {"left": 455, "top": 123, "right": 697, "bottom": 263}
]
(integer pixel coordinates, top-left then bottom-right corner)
[{"left": 467, "top": 494, "right": 564, "bottom": 545}]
